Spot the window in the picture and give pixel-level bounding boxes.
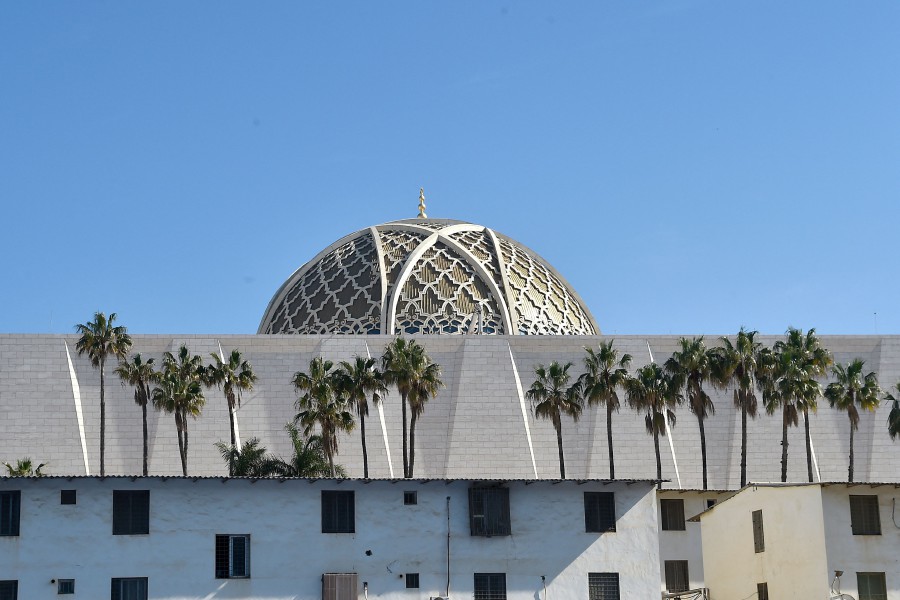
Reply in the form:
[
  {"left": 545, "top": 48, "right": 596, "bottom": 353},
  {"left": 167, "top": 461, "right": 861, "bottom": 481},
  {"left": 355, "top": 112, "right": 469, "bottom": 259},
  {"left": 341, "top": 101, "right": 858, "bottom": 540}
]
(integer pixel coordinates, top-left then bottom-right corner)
[
  {"left": 588, "top": 573, "right": 619, "bottom": 600},
  {"left": 584, "top": 492, "right": 616, "bottom": 533},
  {"left": 404, "top": 491, "right": 417, "bottom": 505},
  {"left": 469, "top": 487, "right": 510, "bottom": 536},
  {"left": 321, "top": 491, "right": 355, "bottom": 533},
  {"left": 215, "top": 535, "right": 250, "bottom": 578},
  {"left": 752, "top": 509, "right": 764, "bottom": 553},
  {"left": 850, "top": 495, "right": 881, "bottom": 535},
  {"left": 664, "top": 560, "right": 689, "bottom": 593},
  {"left": 706, "top": 498, "right": 717, "bottom": 509},
  {"left": 322, "top": 573, "right": 357, "bottom": 600},
  {"left": 660, "top": 499, "right": 686, "bottom": 531},
  {"left": 757, "top": 582, "right": 769, "bottom": 600},
  {"left": 0, "top": 491, "right": 20, "bottom": 536},
  {"left": 474, "top": 573, "right": 506, "bottom": 600},
  {"left": 60, "top": 490, "right": 76, "bottom": 505},
  {"left": 405, "top": 573, "right": 420, "bottom": 589},
  {"left": 113, "top": 491, "right": 149, "bottom": 535},
  {"left": 110, "top": 577, "right": 147, "bottom": 600},
  {"left": 857, "top": 572, "right": 887, "bottom": 600},
  {"left": 0, "top": 581, "right": 17, "bottom": 600},
  {"left": 57, "top": 579, "right": 75, "bottom": 594}
]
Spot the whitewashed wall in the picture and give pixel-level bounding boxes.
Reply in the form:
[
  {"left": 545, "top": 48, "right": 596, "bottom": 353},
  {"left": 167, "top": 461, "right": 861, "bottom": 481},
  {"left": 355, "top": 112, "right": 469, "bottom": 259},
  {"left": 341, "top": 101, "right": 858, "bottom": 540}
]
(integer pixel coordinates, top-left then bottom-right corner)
[{"left": 0, "top": 478, "right": 660, "bottom": 600}]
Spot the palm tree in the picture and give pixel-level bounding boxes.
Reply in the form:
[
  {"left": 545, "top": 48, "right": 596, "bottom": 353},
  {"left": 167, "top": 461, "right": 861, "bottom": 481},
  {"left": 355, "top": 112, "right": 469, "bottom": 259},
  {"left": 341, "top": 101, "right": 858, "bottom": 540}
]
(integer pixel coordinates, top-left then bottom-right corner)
[
  {"left": 205, "top": 350, "right": 258, "bottom": 475},
  {"left": 763, "top": 328, "right": 833, "bottom": 482},
  {"left": 336, "top": 356, "right": 387, "bottom": 479},
  {"left": 824, "top": 359, "right": 880, "bottom": 482},
  {"left": 276, "top": 423, "right": 347, "bottom": 478},
  {"left": 626, "top": 362, "right": 679, "bottom": 488},
  {"left": 382, "top": 338, "right": 443, "bottom": 478},
  {"left": 526, "top": 361, "right": 582, "bottom": 479},
  {"left": 151, "top": 345, "right": 206, "bottom": 476},
  {"left": 579, "top": 341, "right": 632, "bottom": 479},
  {"left": 74, "top": 311, "right": 133, "bottom": 476},
  {"left": 294, "top": 357, "right": 355, "bottom": 477},
  {"left": 114, "top": 354, "right": 156, "bottom": 476},
  {"left": 665, "top": 337, "right": 716, "bottom": 489},
  {"left": 3, "top": 458, "right": 46, "bottom": 477},
  {"left": 887, "top": 382, "right": 900, "bottom": 441},
  {"left": 711, "top": 329, "right": 764, "bottom": 487},
  {"left": 215, "top": 438, "right": 282, "bottom": 477}
]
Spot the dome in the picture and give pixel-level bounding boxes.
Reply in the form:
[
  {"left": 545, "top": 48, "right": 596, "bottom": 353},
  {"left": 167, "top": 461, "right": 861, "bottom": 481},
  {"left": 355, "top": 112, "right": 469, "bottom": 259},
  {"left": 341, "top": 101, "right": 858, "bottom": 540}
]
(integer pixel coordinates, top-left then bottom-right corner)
[{"left": 259, "top": 218, "right": 599, "bottom": 335}]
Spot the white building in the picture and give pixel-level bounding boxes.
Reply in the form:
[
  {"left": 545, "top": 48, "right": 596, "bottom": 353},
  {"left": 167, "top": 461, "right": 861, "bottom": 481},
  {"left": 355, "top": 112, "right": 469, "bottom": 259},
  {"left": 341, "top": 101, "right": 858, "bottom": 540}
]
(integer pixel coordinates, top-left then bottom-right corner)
[
  {"left": 697, "top": 482, "right": 900, "bottom": 600},
  {"left": 0, "top": 477, "right": 660, "bottom": 600}
]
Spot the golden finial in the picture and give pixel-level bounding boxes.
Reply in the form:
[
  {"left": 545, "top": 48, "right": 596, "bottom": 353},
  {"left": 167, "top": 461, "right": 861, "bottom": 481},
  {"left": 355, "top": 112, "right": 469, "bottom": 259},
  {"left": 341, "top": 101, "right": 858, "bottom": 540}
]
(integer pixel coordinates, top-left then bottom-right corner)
[{"left": 417, "top": 188, "right": 427, "bottom": 218}]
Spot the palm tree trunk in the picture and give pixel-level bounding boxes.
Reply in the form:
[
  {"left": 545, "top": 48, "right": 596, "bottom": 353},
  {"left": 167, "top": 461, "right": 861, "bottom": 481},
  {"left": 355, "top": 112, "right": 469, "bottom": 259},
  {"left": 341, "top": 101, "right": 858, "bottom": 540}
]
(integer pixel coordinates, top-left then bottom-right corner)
[
  {"left": 100, "top": 357, "right": 106, "bottom": 477},
  {"left": 227, "top": 397, "right": 237, "bottom": 477},
  {"left": 409, "top": 412, "right": 417, "bottom": 478},
  {"left": 182, "top": 412, "right": 190, "bottom": 477},
  {"left": 142, "top": 402, "right": 148, "bottom": 477},
  {"left": 606, "top": 404, "right": 615, "bottom": 480},
  {"left": 401, "top": 392, "right": 409, "bottom": 478},
  {"left": 329, "top": 449, "right": 336, "bottom": 478},
  {"left": 848, "top": 421, "right": 854, "bottom": 483},
  {"left": 804, "top": 410, "right": 813, "bottom": 482},
  {"left": 740, "top": 405, "right": 747, "bottom": 488},
  {"left": 360, "top": 410, "right": 369, "bottom": 479},
  {"left": 175, "top": 412, "right": 186, "bottom": 477},
  {"left": 653, "top": 420, "right": 662, "bottom": 490},
  {"left": 556, "top": 425, "right": 566, "bottom": 479},
  {"left": 780, "top": 407, "right": 789, "bottom": 483},
  {"left": 698, "top": 414, "right": 708, "bottom": 490}
]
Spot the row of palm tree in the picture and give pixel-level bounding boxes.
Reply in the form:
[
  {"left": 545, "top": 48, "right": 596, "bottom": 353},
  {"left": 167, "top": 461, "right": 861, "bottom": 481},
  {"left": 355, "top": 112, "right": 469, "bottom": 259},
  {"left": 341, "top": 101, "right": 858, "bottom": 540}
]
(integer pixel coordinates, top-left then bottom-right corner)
[
  {"left": 292, "top": 337, "right": 444, "bottom": 478},
  {"left": 529, "top": 328, "right": 895, "bottom": 487},
  {"left": 214, "top": 424, "right": 345, "bottom": 478}
]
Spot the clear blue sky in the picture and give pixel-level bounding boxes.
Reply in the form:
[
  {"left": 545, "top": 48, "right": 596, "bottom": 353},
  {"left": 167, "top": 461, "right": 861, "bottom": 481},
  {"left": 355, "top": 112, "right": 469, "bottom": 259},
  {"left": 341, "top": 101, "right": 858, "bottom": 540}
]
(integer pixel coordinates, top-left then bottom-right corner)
[{"left": 2, "top": 2, "right": 897, "bottom": 336}]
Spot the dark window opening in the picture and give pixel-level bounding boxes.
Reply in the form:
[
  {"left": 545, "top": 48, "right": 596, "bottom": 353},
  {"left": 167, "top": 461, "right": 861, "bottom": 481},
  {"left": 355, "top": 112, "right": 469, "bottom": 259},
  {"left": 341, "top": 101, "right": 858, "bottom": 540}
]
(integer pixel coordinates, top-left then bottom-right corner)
[
  {"left": 215, "top": 534, "right": 250, "bottom": 578},
  {"left": 857, "top": 572, "right": 887, "bottom": 600},
  {"left": 60, "top": 490, "right": 76, "bottom": 505},
  {"left": 850, "top": 495, "right": 881, "bottom": 536},
  {"left": 110, "top": 577, "right": 147, "bottom": 600},
  {"left": 57, "top": 579, "right": 75, "bottom": 594},
  {"left": 322, "top": 573, "right": 357, "bottom": 600},
  {"left": 405, "top": 573, "right": 419, "bottom": 589},
  {"left": 322, "top": 491, "right": 355, "bottom": 533},
  {"left": 404, "top": 491, "right": 417, "bottom": 505},
  {"left": 757, "top": 582, "right": 769, "bottom": 600},
  {"left": 584, "top": 492, "right": 616, "bottom": 533},
  {"left": 588, "top": 572, "right": 620, "bottom": 600},
  {"left": 0, "top": 492, "right": 20, "bottom": 537},
  {"left": 706, "top": 498, "right": 717, "bottom": 509},
  {"left": 660, "top": 499, "right": 686, "bottom": 531},
  {"left": 113, "top": 491, "right": 149, "bottom": 535},
  {"left": 664, "top": 560, "right": 689, "bottom": 593},
  {"left": 469, "top": 487, "right": 510, "bottom": 536},
  {"left": 0, "top": 580, "right": 17, "bottom": 600},
  {"left": 752, "top": 509, "right": 765, "bottom": 553},
  {"left": 474, "top": 573, "right": 506, "bottom": 600}
]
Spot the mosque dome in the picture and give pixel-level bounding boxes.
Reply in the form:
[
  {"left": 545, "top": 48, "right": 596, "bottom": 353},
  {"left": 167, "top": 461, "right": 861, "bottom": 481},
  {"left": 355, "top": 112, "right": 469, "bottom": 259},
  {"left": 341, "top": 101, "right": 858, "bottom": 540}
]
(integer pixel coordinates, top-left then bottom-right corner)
[{"left": 259, "top": 214, "right": 599, "bottom": 336}]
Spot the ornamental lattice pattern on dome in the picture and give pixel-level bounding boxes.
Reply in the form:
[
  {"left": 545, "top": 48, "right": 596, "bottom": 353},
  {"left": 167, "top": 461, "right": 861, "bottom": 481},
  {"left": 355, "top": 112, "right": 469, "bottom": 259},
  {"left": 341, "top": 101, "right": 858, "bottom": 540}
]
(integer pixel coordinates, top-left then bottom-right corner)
[
  {"left": 393, "top": 241, "right": 504, "bottom": 334},
  {"left": 262, "top": 233, "right": 382, "bottom": 334},
  {"left": 448, "top": 229, "right": 503, "bottom": 282},
  {"left": 497, "top": 237, "right": 596, "bottom": 335}
]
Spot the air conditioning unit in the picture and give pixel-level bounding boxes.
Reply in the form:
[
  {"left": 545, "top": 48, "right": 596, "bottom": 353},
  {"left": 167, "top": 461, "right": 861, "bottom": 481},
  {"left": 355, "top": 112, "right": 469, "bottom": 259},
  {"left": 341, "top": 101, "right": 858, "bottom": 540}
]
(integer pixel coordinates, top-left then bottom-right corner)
[{"left": 430, "top": 596, "right": 450, "bottom": 600}]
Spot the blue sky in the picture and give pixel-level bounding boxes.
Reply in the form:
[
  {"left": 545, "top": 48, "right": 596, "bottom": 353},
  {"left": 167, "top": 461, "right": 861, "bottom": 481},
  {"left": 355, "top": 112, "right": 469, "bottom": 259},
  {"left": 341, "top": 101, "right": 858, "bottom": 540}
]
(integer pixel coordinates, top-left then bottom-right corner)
[{"left": 1, "top": 2, "right": 898, "bottom": 336}]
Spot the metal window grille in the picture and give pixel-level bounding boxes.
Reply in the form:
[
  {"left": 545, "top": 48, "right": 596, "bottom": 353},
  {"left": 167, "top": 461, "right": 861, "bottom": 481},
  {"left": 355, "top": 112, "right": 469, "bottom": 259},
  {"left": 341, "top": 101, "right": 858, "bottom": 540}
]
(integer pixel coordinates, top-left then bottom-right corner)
[
  {"left": 404, "top": 491, "right": 417, "bottom": 505},
  {"left": 321, "top": 491, "right": 355, "bottom": 533},
  {"left": 60, "top": 490, "right": 76, "bottom": 505},
  {"left": 405, "top": 573, "right": 420, "bottom": 589},
  {"left": 661, "top": 499, "right": 686, "bottom": 531},
  {"left": 57, "top": 579, "right": 75, "bottom": 594},
  {"left": 323, "top": 573, "right": 357, "bottom": 600},
  {"left": 0, "top": 492, "right": 21, "bottom": 536},
  {"left": 215, "top": 534, "right": 250, "bottom": 578},
  {"left": 664, "top": 561, "right": 689, "bottom": 593},
  {"left": 850, "top": 495, "right": 881, "bottom": 535},
  {"left": 752, "top": 510, "right": 765, "bottom": 553},
  {"left": 469, "top": 487, "right": 510, "bottom": 536},
  {"left": 0, "top": 580, "right": 17, "bottom": 600},
  {"left": 588, "top": 572, "right": 620, "bottom": 600},
  {"left": 857, "top": 572, "right": 887, "bottom": 600},
  {"left": 112, "top": 490, "right": 149, "bottom": 535},
  {"left": 757, "top": 582, "right": 768, "bottom": 600},
  {"left": 110, "top": 577, "right": 148, "bottom": 600},
  {"left": 584, "top": 492, "right": 616, "bottom": 533},
  {"left": 474, "top": 573, "right": 506, "bottom": 600}
]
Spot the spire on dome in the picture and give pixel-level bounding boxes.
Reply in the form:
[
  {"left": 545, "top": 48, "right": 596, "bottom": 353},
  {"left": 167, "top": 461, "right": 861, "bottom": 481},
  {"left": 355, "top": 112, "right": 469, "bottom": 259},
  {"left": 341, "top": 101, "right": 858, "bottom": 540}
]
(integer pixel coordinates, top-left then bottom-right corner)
[{"left": 417, "top": 188, "right": 427, "bottom": 218}]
